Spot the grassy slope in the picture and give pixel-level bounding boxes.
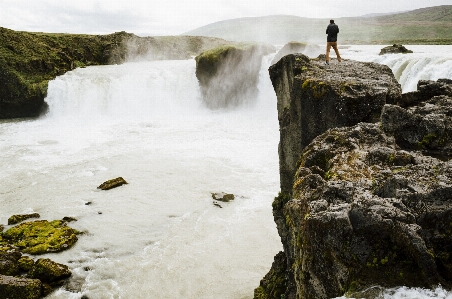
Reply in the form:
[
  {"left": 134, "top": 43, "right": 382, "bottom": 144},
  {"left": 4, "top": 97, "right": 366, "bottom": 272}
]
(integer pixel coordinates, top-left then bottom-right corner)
[{"left": 184, "top": 5, "right": 452, "bottom": 44}]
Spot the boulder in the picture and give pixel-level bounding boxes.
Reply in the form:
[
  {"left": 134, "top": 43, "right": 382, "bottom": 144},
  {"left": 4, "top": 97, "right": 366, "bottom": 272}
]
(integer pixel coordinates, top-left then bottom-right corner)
[
  {"left": 28, "top": 258, "right": 71, "bottom": 284},
  {"left": 259, "top": 123, "right": 452, "bottom": 299},
  {"left": 0, "top": 274, "right": 42, "bottom": 299},
  {"left": 379, "top": 44, "right": 413, "bottom": 55},
  {"left": 97, "top": 177, "right": 128, "bottom": 190},
  {"left": 271, "top": 41, "right": 322, "bottom": 65},
  {"left": 195, "top": 43, "right": 275, "bottom": 109},
  {"left": 8, "top": 213, "right": 41, "bottom": 225},
  {"left": 0, "top": 244, "right": 22, "bottom": 276},
  {"left": 269, "top": 54, "right": 401, "bottom": 192},
  {"left": 2, "top": 220, "right": 78, "bottom": 255}
]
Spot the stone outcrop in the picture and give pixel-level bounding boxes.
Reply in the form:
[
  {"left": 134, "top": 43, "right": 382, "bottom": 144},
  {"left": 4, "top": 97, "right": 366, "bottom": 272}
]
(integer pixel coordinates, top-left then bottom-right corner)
[
  {"left": 271, "top": 41, "right": 322, "bottom": 65},
  {"left": 211, "top": 192, "right": 235, "bottom": 202},
  {"left": 269, "top": 54, "right": 401, "bottom": 193},
  {"left": 0, "top": 26, "right": 236, "bottom": 119},
  {"left": 195, "top": 43, "right": 275, "bottom": 109},
  {"left": 258, "top": 52, "right": 452, "bottom": 298},
  {"left": 379, "top": 44, "right": 413, "bottom": 55}
]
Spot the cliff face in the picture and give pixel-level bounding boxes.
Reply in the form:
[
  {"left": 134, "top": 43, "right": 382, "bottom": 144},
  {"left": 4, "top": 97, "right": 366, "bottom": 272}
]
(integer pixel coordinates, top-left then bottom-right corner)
[
  {"left": 269, "top": 54, "right": 401, "bottom": 193},
  {"left": 0, "top": 27, "right": 234, "bottom": 119},
  {"left": 257, "top": 53, "right": 452, "bottom": 299}
]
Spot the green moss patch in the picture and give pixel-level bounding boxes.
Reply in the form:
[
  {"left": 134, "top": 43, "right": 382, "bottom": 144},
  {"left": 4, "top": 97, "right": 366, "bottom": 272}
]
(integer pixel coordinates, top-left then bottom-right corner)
[{"left": 2, "top": 220, "right": 78, "bottom": 255}]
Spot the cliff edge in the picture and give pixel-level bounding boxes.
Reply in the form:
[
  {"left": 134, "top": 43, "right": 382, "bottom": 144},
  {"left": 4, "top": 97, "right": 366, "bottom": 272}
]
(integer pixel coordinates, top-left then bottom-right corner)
[{"left": 257, "top": 54, "right": 452, "bottom": 299}]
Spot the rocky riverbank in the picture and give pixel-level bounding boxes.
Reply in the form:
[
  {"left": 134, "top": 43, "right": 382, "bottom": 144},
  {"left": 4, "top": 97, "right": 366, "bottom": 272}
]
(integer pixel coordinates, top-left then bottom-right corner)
[
  {"left": 0, "top": 27, "right": 235, "bottom": 119},
  {"left": 0, "top": 215, "right": 79, "bottom": 298},
  {"left": 256, "top": 54, "right": 452, "bottom": 299}
]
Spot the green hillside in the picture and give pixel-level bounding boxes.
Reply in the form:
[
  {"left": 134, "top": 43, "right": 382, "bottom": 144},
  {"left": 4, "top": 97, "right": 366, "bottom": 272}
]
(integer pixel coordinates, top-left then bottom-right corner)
[{"left": 184, "top": 5, "right": 452, "bottom": 44}]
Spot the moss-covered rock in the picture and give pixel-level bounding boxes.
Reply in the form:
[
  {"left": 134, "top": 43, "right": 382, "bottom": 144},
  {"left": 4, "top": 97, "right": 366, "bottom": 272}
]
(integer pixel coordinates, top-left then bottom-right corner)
[
  {"left": 97, "top": 177, "right": 128, "bottom": 190},
  {"left": 195, "top": 43, "right": 275, "bottom": 109},
  {"left": 28, "top": 258, "right": 71, "bottom": 283},
  {"left": 2, "top": 220, "right": 78, "bottom": 255},
  {"left": 8, "top": 213, "right": 41, "bottom": 225},
  {"left": 0, "top": 245, "right": 22, "bottom": 276},
  {"left": 0, "top": 274, "right": 42, "bottom": 299},
  {"left": 18, "top": 256, "right": 35, "bottom": 272},
  {"left": 211, "top": 192, "right": 235, "bottom": 202}
]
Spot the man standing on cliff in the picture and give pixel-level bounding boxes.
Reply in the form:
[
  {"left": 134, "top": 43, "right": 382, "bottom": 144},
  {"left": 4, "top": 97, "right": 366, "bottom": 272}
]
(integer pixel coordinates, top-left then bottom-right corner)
[{"left": 325, "top": 19, "right": 342, "bottom": 65}]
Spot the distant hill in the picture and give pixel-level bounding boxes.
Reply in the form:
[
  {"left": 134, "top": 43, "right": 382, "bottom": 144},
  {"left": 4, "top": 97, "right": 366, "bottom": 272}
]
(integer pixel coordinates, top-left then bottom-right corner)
[{"left": 184, "top": 5, "right": 452, "bottom": 44}]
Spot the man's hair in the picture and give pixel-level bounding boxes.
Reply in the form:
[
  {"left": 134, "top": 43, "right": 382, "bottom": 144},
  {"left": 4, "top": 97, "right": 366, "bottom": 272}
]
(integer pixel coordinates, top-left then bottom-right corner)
[{"left": 330, "top": 20, "right": 334, "bottom": 24}]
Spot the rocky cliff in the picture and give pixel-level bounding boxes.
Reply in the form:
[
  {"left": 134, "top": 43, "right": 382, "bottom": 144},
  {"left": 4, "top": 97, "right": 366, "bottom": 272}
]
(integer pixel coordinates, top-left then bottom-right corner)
[
  {"left": 269, "top": 54, "right": 401, "bottom": 193},
  {"left": 256, "top": 53, "right": 452, "bottom": 299},
  {"left": 0, "top": 27, "right": 234, "bottom": 119}
]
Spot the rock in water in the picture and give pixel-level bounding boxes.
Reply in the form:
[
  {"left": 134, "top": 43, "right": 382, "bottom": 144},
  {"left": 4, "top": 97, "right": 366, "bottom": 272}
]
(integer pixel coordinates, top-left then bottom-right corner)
[
  {"left": 269, "top": 54, "right": 401, "bottom": 192},
  {"left": 2, "top": 220, "right": 78, "bottom": 255},
  {"left": 28, "top": 258, "right": 71, "bottom": 283},
  {"left": 8, "top": 213, "right": 41, "bottom": 225},
  {"left": 211, "top": 192, "right": 235, "bottom": 202},
  {"left": 97, "top": 177, "right": 128, "bottom": 190},
  {"left": 379, "top": 44, "right": 413, "bottom": 55},
  {"left": 0, "top": 274, "right": 42, "bottom": 299},
  {"left": 195, "top": 43, "right": 275, "bottom": 109}
]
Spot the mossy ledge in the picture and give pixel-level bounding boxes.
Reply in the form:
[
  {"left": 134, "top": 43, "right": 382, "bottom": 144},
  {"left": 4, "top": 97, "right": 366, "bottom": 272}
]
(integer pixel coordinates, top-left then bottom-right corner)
[{"left": 0, "top": 26, "right": 235, "bottom": 119}]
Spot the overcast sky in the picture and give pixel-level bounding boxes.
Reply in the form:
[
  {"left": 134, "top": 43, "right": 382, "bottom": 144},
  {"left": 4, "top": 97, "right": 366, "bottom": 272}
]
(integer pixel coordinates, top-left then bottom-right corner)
[{"left": 0, "top": 0, "right": 450, "bottom": 36}]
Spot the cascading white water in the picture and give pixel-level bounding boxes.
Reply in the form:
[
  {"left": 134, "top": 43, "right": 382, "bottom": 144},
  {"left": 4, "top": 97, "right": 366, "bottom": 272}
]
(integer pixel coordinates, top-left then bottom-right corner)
[
  {"left": 2, "top": 46, "right": 452, "bottom": 299},
  {"left": 340, "top": 45, "right": 452, "bottom": 93}
]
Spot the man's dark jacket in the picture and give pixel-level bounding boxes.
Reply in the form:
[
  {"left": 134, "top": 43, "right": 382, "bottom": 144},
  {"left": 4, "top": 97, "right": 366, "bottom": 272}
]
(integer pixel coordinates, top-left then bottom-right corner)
[{"left": 326, "top": 23, "right": 339, "bottom": 42}]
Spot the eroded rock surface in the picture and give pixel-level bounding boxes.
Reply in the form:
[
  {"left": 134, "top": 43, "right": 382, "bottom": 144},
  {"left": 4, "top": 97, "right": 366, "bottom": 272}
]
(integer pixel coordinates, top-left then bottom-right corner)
[
  {"left": 269, "top": 54, "right": 401, "bottom": 192},
  {"left": 97, "top": 177, "right": 128, "bottom": 190},
  {"left": 8, "top": 213, "right": 41, "bottom": 225}
]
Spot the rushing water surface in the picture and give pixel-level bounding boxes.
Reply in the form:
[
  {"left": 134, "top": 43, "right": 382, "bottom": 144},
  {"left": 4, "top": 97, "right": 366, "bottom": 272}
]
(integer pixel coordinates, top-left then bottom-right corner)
[{"left": 1, "top": 46, "right": 452, "bottom": 299}]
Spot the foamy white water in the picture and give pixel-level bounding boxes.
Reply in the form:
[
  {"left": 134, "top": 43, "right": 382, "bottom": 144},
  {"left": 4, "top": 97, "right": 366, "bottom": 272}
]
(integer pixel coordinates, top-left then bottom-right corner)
[
  {"left": 1, "top": 57, "right": 281, "bottom": 298},
  {"left": 1, "top": 46, "right": 452, "bottom": 299}
]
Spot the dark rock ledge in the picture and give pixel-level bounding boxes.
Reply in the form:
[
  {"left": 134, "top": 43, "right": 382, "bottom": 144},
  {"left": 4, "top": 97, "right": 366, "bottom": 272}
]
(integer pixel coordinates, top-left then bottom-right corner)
[{"left": 255, "top": 53, "right": 452, "bottom": 299}]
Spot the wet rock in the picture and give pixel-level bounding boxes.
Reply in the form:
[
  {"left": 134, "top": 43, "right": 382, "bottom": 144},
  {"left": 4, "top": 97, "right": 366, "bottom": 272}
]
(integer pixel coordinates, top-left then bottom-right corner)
[
  {"left": 0, "top": 274, "right": 42, "bottom": 299},
  {"left": 261, "top": 123, "right": 452, "bottom": 299},
  {"left": 2, "top": 220, "right": 78, "bottom": 255},
  {"left": 0, "top": 245, "right": 22, "bottom": 276},
  {"left": 195, "top": 43, "right": 275, "bottom": 109},
  {"left": 269, "top": 53, "right": 401, "bottom": 192},
  {"left": 28, "top": 258, "right": 71, "bottom": 284},
  {"left": 8, "top": 213, "right": 41, "bottom": 225},
  {"left": 211, "top": 192, "right": 235, "bottom": 202},
  {"left": 379, "top": 44, "right": 413, "bottom": 55},
  {"left": 271, "top": 41, "right": 322, "bottom": 65},
  {"left": 97, "top": 177, "right": 128, "bottom": 190},
  {"left": 0, "top": 224, "right": 4, "bottom": 232},
  {"left": 254, "top": 251, "right": 292, "bottom": 299}
]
